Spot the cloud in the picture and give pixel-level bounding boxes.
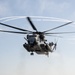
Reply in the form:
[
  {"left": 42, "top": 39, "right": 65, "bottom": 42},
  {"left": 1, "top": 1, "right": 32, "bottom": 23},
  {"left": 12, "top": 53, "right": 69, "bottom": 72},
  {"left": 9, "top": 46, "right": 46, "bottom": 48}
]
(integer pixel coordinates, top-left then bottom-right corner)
[
  {"left": 0, "top": 1, "right": 12, "bottom": 17},
  {"left": 39, "top": 1, "right": 71, "bottom": 13},
  {"left": 0, "top": 0, "right": 71, "bottom": 17},
  {"left": 24, "top": 0, "right": 71, "bottom": 16}
]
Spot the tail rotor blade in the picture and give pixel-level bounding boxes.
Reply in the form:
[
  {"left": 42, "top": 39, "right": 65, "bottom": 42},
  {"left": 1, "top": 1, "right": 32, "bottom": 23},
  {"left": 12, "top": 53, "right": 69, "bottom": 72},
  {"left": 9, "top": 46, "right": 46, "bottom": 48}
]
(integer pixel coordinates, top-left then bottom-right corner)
[{"left": 54, "top": 43, "right": 57, "bottom": 50}]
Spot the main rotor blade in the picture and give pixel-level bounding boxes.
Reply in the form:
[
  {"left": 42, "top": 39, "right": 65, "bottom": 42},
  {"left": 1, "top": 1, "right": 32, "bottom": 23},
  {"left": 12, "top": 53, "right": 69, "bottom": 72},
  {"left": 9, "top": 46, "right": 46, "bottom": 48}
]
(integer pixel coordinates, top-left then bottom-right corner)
[
  {"left": 0, "top": 22, "right": 32, "bottom": 32},
  {"left": 0, "top": 30, "right": 32, "bottom": 34},
  {"left": 43, "top": 21, "right": 73, "bottom": 33},
  {"left": 45, "top": 35, "right": 62, "bottom": 38},
  {"left": 27, "top": 17, "right": 37, "bottom": 31},
  {"left": 45, "top": 31, "right": 75, "bottom": 34}
]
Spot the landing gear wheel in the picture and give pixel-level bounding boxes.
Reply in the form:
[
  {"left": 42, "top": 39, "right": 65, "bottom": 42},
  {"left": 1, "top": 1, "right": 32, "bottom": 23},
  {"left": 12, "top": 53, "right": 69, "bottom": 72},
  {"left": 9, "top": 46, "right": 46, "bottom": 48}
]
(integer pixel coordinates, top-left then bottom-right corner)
[{"left": 30, "top": 52, "right": 34, "bottom": 55}]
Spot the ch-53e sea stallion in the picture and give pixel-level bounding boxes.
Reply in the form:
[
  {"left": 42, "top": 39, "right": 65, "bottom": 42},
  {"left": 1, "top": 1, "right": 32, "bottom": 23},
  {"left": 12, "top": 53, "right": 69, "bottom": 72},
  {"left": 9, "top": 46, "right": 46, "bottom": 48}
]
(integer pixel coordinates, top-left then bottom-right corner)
[{"left": 0, "top": 17, "right": 74, "bottom": 56}]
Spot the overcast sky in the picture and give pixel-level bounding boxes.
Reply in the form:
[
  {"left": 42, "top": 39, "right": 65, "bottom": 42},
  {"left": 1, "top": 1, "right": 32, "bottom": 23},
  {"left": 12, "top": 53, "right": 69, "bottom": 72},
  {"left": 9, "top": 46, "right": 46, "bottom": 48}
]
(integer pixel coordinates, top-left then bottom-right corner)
[{"left": 0, "top": 0, "right": 75, "bottom": 75}]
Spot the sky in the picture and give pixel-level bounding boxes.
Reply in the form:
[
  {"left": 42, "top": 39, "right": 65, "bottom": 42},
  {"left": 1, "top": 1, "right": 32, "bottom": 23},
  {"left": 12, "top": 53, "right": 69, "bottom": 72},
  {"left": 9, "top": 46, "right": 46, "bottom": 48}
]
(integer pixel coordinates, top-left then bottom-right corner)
[{"left": 0, "top": 0, "right": 75, "bottom": 75}]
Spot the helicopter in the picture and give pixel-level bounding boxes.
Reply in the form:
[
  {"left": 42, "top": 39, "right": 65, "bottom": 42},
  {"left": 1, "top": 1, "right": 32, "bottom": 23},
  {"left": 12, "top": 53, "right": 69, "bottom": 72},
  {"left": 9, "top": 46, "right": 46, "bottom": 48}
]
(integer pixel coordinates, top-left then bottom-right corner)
[{"left": 0, "top": 17, "right": 74, "bottom": 56}]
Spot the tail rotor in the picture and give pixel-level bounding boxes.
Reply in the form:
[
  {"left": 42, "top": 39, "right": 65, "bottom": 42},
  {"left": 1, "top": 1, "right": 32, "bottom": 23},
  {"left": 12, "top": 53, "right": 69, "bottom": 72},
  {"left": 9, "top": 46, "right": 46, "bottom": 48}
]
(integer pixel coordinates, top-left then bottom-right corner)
[{"left": 53, "top": 39, "right": 58, "bottom": 50}]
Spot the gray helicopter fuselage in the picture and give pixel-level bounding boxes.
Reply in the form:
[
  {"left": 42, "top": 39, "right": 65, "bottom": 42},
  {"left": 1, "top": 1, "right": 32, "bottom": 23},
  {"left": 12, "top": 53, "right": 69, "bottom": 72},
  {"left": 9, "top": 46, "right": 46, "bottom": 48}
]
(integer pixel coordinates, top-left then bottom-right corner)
[{"left": 23, "top": 34, "right": 55, "bottom": 56}]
